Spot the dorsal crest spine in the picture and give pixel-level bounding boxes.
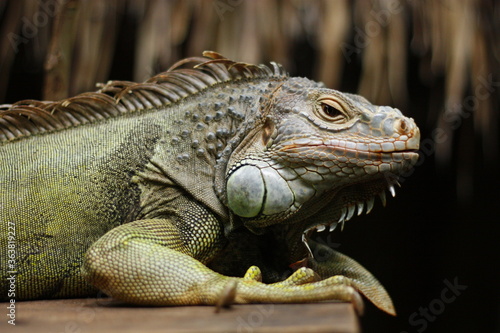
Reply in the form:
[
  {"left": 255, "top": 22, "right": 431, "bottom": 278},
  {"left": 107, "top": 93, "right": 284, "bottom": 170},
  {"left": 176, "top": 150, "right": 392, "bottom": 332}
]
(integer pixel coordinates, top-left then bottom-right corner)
[{"left": 0, "top": 51, "right": 288, "bottom": 142}]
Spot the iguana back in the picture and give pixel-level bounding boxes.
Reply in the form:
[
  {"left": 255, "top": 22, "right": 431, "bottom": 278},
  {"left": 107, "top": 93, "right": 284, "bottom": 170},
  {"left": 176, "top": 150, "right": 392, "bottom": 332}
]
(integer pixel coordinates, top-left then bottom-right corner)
[{"left": 0, "top": 53, "right": 288, "bottom": 299}]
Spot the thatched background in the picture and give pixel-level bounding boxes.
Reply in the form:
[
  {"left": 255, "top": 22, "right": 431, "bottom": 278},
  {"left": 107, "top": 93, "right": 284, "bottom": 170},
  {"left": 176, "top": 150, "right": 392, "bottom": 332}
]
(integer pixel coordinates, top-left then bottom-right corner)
[{"left": 1, "top": 1, "right": 499, "bottom": 332}]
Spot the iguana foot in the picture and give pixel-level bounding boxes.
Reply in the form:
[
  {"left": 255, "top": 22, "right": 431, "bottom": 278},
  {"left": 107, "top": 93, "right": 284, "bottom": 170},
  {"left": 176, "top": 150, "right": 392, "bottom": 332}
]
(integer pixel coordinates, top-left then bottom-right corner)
[
  {"left": 228, "top": 266, "right": 364, "bottom": 315},
  {"left": 308, "top": 240, "right": 396, "bottom": 316}
]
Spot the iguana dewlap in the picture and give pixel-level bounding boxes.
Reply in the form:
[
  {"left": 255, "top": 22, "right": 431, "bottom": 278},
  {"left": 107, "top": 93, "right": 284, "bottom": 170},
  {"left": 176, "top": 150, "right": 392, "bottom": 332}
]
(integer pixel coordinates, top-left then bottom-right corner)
[{"left": 0, "top": 52, "right": 420, "bottom": 315}]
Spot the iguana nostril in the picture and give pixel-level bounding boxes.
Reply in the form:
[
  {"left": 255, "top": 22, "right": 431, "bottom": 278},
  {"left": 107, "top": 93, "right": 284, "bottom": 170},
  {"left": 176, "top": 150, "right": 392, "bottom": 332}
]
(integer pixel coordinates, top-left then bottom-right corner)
[{"left": 395, "top": 118, "right": 409, "bottom": 134}]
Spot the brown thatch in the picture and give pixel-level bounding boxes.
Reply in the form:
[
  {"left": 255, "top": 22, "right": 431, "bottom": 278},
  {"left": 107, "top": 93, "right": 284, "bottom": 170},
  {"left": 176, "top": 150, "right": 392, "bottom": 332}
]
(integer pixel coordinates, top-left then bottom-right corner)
[
  {"left": 1, "top": 0, "right": 498, "bottom": 201},
  {"left": 0, "top": 51, "right": 287, "bottom": 141}
]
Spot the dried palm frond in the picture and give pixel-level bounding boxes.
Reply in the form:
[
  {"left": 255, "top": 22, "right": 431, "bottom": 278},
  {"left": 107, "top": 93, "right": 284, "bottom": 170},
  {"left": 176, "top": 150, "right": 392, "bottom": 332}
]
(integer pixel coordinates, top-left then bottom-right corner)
[{"left": 1, "top": 0, "right": 498, "bottom": 201}]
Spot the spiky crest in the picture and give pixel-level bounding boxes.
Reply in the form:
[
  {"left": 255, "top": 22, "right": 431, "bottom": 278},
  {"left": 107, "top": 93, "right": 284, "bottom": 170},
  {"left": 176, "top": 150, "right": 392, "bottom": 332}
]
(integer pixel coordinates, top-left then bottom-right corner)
[{"left": 0, "top": 51, "right": 288, "bottom": 142}]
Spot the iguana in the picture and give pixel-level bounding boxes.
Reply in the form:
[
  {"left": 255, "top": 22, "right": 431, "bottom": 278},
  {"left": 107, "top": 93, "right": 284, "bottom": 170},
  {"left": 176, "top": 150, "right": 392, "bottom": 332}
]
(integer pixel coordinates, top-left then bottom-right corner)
[{"left": 0, "top": 51, "right": 419, "bottom": 315}]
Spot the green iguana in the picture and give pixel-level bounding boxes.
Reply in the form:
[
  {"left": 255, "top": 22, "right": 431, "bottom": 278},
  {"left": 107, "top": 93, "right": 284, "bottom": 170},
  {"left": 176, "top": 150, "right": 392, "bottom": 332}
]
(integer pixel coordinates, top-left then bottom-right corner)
[{"left": 0, "top": 51, "right": 419, "bottom": 315}]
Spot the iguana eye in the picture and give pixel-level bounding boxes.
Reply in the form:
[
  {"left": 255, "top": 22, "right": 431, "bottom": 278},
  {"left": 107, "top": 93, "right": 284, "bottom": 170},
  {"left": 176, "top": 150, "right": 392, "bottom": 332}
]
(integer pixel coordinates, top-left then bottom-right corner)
[
  {"left": 317, "top": 97, "right": 348, "bottom": 123},
  {"left": 322, "top": 103, "right": 342, "bottom": 118}
]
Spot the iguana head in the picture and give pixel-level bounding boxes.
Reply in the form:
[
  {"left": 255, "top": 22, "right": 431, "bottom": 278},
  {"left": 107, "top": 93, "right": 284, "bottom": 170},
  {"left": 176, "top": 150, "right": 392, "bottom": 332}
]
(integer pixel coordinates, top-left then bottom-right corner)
[{"left": 224, "top": 76, "right": 420, "bottom": 257}]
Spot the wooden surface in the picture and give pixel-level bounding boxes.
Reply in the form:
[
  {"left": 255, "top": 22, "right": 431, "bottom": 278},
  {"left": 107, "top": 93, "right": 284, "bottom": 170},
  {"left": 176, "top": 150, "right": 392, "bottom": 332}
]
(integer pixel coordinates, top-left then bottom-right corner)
[{"left": 1, "top": 299, "right": 360, "bottom": 333}]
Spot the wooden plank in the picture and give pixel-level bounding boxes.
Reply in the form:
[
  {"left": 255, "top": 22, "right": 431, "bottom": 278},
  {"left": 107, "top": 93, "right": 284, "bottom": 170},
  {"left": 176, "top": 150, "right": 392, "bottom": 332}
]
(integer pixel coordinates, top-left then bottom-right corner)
[{"left": 1, "top": 299, "right": 359, "bottom": 333}]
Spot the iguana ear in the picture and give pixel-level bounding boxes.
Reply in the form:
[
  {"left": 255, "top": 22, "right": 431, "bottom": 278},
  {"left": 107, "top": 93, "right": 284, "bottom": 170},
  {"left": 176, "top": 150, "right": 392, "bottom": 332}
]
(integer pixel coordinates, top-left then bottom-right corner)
[
  {"left": 261, "top": 117, "right": 276, "bottom": 147},
  {"left": 218, "top": 118, "right": 276, "bottom": 236},
  {"left": 226, "top": 118, "right": 275, "bottom": 168}
]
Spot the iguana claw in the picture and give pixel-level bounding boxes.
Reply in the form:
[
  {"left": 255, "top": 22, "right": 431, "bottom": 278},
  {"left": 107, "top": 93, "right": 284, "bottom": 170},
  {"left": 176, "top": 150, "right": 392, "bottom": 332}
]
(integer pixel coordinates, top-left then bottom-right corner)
[{"left": 215, "top": 280, "right": 238, "bottom": 312}]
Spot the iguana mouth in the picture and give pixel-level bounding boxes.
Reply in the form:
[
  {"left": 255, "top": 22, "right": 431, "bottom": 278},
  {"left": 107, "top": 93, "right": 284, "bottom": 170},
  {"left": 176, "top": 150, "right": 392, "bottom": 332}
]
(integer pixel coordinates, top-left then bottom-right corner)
[
  {"left": 272, "top": 147, "right": 420, "bottom": 263},
  {"left": 300, "top": 171, "right": 409, "bottom": 259}
]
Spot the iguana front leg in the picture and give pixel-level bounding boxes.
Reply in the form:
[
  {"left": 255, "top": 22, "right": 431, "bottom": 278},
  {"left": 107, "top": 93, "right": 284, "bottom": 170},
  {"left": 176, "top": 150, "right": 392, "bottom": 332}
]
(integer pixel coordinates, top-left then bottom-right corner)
[
  {"left": 82, "top": 200, "right": 363, "bottom": 311},
  {"left": 82, "top": 218, "right": 227, "bottom": 305},
  {"left": 307, "top": 239, "right": 396, "bottom": 315}
]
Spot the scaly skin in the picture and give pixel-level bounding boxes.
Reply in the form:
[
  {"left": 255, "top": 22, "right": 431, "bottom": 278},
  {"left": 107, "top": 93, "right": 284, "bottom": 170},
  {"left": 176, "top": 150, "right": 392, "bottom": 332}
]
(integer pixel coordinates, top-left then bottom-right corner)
[{"left": 0, "top": 52, "right": 419, "bottom": 315}]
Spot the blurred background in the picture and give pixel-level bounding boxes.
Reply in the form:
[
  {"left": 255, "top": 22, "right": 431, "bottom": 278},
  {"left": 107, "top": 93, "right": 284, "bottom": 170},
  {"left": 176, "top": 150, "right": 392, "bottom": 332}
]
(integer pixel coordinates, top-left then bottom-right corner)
[{"left": 1, "top": 0, "right": 499, "bottom": 332}]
